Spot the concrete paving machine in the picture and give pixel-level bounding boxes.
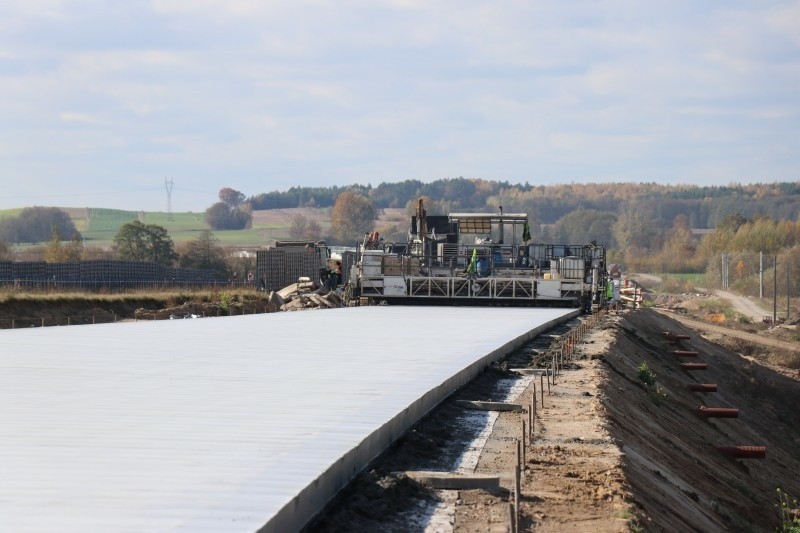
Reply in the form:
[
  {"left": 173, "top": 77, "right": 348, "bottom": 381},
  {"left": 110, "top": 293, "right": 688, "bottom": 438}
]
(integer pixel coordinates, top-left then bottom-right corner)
[{"left": 345, "top": 201, "right": 608, "bottom": 309}]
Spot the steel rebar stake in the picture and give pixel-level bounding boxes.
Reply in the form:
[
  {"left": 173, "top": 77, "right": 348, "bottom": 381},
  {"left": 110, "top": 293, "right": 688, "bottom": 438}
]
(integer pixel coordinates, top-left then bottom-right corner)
[{"left": 514, "top": 439, "right": 521, "bottom": 533}]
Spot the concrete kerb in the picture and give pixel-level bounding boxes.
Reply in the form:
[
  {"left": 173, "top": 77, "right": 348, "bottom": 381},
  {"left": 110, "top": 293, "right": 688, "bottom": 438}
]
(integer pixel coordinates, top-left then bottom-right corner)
[{"left": 261, "top": 309, "right": 581, "bottom": 533}]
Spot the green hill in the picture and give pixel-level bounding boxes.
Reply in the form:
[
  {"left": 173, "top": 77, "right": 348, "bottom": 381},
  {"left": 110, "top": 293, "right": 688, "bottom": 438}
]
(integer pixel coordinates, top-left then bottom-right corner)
[
  {"left": 0, "top": 207, "right": 338, "bottom": 247},
  {"left": 2, "top": 205, "right": 395, "bottom": 248}
]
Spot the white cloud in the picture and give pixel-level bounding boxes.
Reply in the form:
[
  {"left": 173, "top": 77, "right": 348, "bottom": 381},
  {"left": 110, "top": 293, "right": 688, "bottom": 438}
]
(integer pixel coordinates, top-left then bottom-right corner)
[
  {"left": 59, "top": 111, "right": 105, "bottom": 124},
  {"left": 0, "top": 1, "right": 798, "bottom": 210}
]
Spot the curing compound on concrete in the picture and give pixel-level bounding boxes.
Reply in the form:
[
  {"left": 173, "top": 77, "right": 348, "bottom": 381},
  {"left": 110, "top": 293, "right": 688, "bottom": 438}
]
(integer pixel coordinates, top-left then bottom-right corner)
[{"left": 0, "top": 305, "right": 578, "bottom": 532}]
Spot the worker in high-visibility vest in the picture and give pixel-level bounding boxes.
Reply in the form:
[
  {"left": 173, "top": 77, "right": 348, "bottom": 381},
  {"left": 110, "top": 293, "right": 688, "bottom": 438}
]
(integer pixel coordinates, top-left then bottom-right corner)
[{"left": 467, "top": 249, "right": 478, "bottom": 274}]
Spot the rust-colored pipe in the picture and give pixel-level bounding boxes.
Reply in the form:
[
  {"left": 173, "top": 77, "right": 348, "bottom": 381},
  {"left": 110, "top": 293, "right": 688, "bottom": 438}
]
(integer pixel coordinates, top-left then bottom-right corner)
[
  {"left": 716, "top": 446, "right": 766, "bottom": 459},
  {"left": 687, "top": 383, "right": 717, "bottom": 392},
  {"left": 662, "top": 332, "right": 691, "bottom": 340},
  {"left": 695, "top": 406, "right": 739, "bottom": 418},
  {"left": 681, "top": 362, "right": 708, "bottom": 371},
  {"left": 673, "top": 350, "right": 699, "bottom": 357}
]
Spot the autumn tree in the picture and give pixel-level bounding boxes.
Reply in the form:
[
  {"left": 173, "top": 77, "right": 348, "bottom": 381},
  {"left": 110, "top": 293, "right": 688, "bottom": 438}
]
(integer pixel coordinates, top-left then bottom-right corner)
[
  {"left": 659, "top": 214, "right": 702, "bottom": 272},
  {"left": 288, "top": 214, "right": 322, "bottom": 241},
  {"left": 612, "top": 201, "right": 661, "bottom": 251},
  {"left": 177, "top": 230, "right": 228, "bottom": 277},
  {"left": 44, "top": 228, "right": 63, "bottom": 262},
  {"left": 218, "top": 187, "right": 246, "bottom": 209},
  {"left": 0, "top": 239, "right": 9, "bottom": 260},
  {"left": 552, "top": 209, "right": 617, "bottom": 247},
  {"left": 0, "top": 207, "right": 80, "bottom": 244},
  {"left": 731, "top": 217, "right": 781, "bottom": 254},
  {"left": 113, "top": 221, "right": 177, "bottom": 265},
  {"left": 44, "top": 228, "right": 84, "bottom": 262},
  {"left": 205, "top": 187, "right": 251, "bottom": 230},
  {"left": 404, "top": 195, "right": 451, "bottom": 218},
  {"left": 330, "top": 191, "right": 376, "bottom": 243}
]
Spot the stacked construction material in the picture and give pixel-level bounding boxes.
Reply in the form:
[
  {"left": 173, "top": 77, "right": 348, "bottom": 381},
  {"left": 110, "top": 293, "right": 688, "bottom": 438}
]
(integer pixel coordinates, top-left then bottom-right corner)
[
  {"left": 256, "top": 248, "right": 322, "bottom": 291},
  {"left": 341, "top": 251, "right": 356, "bottom": 284},
  {"left": 286, "top": 248, "right": 320, "bottom": 289}
]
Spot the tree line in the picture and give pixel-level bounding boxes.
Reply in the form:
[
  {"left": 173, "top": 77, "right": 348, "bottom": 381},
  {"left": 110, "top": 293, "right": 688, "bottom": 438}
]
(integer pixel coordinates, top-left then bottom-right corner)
[
  {"left": 248, "top": 179, "right": 800, "bottom": 229},
  {"left": 3, "top": 180, "right": 799, "bottom": 293}
]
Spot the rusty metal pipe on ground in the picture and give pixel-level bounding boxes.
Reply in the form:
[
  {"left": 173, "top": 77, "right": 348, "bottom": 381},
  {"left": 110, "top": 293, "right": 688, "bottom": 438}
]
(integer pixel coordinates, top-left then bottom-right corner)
[
  {"left": 680, "top": 362, "right": 708, "bottom": 371},
  {"left": 695, "top": 406, "right": 739, "bottom": 418},
  {"left": 662, "top": 331, "right": 691, "bottom": 340},
  {"left": 686, "top": 383, "right": 718, "bottom": 392},
  {"left": 716, "top": 446, "right": 766, "bottom": 459},
  {"left": 672, "top": 350, "right": 699, "bottom": 357}
]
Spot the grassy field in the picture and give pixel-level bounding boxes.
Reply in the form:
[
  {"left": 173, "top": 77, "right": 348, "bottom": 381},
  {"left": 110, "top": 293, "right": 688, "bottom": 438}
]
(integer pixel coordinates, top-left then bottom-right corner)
[
  {"left": 1, "top": 206, "right": 403, "bottom": 248},
  {"left": 0, "top": 206, "right": 283, "bottom": 247},
  {"left": 662, "top": 273, "right": 706, "bottom": 284},
  {"left": 0, "top": 208, "right": 23, "bottom": 220}
]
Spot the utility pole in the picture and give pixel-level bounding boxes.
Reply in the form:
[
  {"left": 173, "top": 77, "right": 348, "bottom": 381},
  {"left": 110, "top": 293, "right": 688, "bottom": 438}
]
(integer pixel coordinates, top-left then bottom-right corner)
[
  {"left": 721, "top": 253, "right": 727, "bottom": 290},
  {"left": 773, "top": 256, "right": 777, "bottom": 324},
  {"left": 788, "top": 261, "right": 791, "bottom": 322},
  {"left": 165, "top": 178, "right": 174, "bottom": 221},
  {"left": 759, "top": 251, "right": 763, "bottom": 299}
]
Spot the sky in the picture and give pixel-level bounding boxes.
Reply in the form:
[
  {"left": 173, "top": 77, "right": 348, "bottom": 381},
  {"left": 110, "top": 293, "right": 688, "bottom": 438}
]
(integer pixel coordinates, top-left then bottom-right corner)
[{"left": 1, "top": 1, "right": 799, "bottom": 212}]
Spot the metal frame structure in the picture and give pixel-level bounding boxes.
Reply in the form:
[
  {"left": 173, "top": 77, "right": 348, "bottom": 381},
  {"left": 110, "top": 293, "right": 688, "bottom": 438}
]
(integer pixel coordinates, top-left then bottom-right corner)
[{"left": 348, "top": 207, "right": 607, "bottom": 309}]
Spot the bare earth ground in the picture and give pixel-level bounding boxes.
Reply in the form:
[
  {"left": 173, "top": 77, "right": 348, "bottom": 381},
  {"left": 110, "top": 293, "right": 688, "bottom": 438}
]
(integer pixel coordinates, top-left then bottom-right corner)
[
  {"left": 462, "top": 330, "right": 631, "bottom": 532},
  {"left": 311, "top": 308, "right": 800, "bottom": 532},
  {"left": 711, "top": 289, "right": 770, "bottom": 323}
]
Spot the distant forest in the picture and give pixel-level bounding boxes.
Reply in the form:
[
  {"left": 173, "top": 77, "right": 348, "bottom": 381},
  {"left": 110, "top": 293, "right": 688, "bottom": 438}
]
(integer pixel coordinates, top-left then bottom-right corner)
[{"left": 249, "top": 179, "right": 800, "bottom": 230}]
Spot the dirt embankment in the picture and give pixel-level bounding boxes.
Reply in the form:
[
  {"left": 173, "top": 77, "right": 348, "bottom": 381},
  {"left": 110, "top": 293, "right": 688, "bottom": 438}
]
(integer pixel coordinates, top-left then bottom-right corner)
[
  {"left": 0, "top": 292, "right": 281, "bottom": 328},
  {"left": 311, "top": 309, "right": 800, "bottom": 532},
  {"left": 603, "top": 310, "right": 800, "bottom": 531}
]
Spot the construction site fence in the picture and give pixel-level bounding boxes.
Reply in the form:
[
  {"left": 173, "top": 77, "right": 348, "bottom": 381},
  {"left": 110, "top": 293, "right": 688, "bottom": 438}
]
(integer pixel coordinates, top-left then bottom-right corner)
[
  {"left": 0, "top": 260, "right": 228, "bottom": 291},
  {"left": 1, "top": 280, "right": 257, "bottom": 293}
]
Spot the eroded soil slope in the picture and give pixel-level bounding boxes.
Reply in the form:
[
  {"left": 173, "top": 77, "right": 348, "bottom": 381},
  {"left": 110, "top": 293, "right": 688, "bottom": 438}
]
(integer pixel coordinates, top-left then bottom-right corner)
[
  {"left": 311, "top": 309, "right": 800, "bottom": 532},
  {"left": 603, "top": 309, "right": 800, "bottom": 531}
]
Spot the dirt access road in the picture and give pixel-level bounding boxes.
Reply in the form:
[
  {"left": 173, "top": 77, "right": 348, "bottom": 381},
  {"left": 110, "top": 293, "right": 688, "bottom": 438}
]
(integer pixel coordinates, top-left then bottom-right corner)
[
  {"left": 658, "top": 310, "right": 800, "bottom": 353},
  {"left": 710, "top": 289, "right": 771, "bottom": 323},
  {"left": 630, "top": 273, "right": 773, "bottom": 323},
  {"left": 311, "top": 308, "right": 800, "bottom": 532}
]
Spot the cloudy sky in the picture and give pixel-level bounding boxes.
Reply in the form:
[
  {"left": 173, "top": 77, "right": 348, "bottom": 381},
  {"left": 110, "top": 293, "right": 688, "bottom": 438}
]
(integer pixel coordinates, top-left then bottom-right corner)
[{"left": 1, "top": 1, "right": 798, "bottom": 212}]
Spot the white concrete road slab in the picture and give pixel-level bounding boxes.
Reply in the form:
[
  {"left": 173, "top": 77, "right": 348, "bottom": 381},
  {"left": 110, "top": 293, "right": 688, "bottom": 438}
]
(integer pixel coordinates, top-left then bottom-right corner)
[{"left": 0, "top": 306, "right": 577, "bottom": 532}]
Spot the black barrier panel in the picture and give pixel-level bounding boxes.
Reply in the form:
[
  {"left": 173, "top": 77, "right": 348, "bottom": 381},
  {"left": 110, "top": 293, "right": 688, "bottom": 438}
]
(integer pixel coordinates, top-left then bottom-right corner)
[
  {"left": 0, "top": 260, "right": 225, "bottom": 289},
  {"left": 256, "top": 249, "right": 323, "bottom": 291}
]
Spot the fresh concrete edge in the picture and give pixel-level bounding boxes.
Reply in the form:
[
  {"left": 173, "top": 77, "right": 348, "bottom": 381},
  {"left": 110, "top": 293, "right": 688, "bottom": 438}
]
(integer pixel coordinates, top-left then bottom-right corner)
[
  {"left": 400, "top": 471, "right": 503, "bottom": 491},
  {"left": 261, "top": 309, "right": 580, "bottom": 533},
  {"left": 455, "top": 400, "right": 524, "bottom": 411}
]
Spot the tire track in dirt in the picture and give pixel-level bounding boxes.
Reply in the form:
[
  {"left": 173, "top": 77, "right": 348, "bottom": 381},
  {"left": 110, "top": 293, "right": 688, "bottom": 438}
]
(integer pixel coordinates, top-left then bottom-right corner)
[{"left": 657, "top": 310, "right": 800, "bottom": 352}]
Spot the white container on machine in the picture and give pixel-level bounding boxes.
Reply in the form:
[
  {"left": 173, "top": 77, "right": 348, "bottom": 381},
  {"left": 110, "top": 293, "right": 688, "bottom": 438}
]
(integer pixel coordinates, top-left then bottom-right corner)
[{"left": 559, "top": 257, "right": 584, "bottom": 280}]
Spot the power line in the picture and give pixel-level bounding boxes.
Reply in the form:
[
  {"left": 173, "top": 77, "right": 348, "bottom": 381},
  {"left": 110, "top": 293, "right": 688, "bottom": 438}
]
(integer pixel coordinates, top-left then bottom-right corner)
[{"left": 165, "top": 178, "right": 174, "bottom": 221}]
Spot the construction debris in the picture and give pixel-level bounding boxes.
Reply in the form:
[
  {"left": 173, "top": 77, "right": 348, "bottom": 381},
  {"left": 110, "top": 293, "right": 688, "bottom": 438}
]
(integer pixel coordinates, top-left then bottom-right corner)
[{"left": 278, "top": 278, "right": 343, "bottom": 311}]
